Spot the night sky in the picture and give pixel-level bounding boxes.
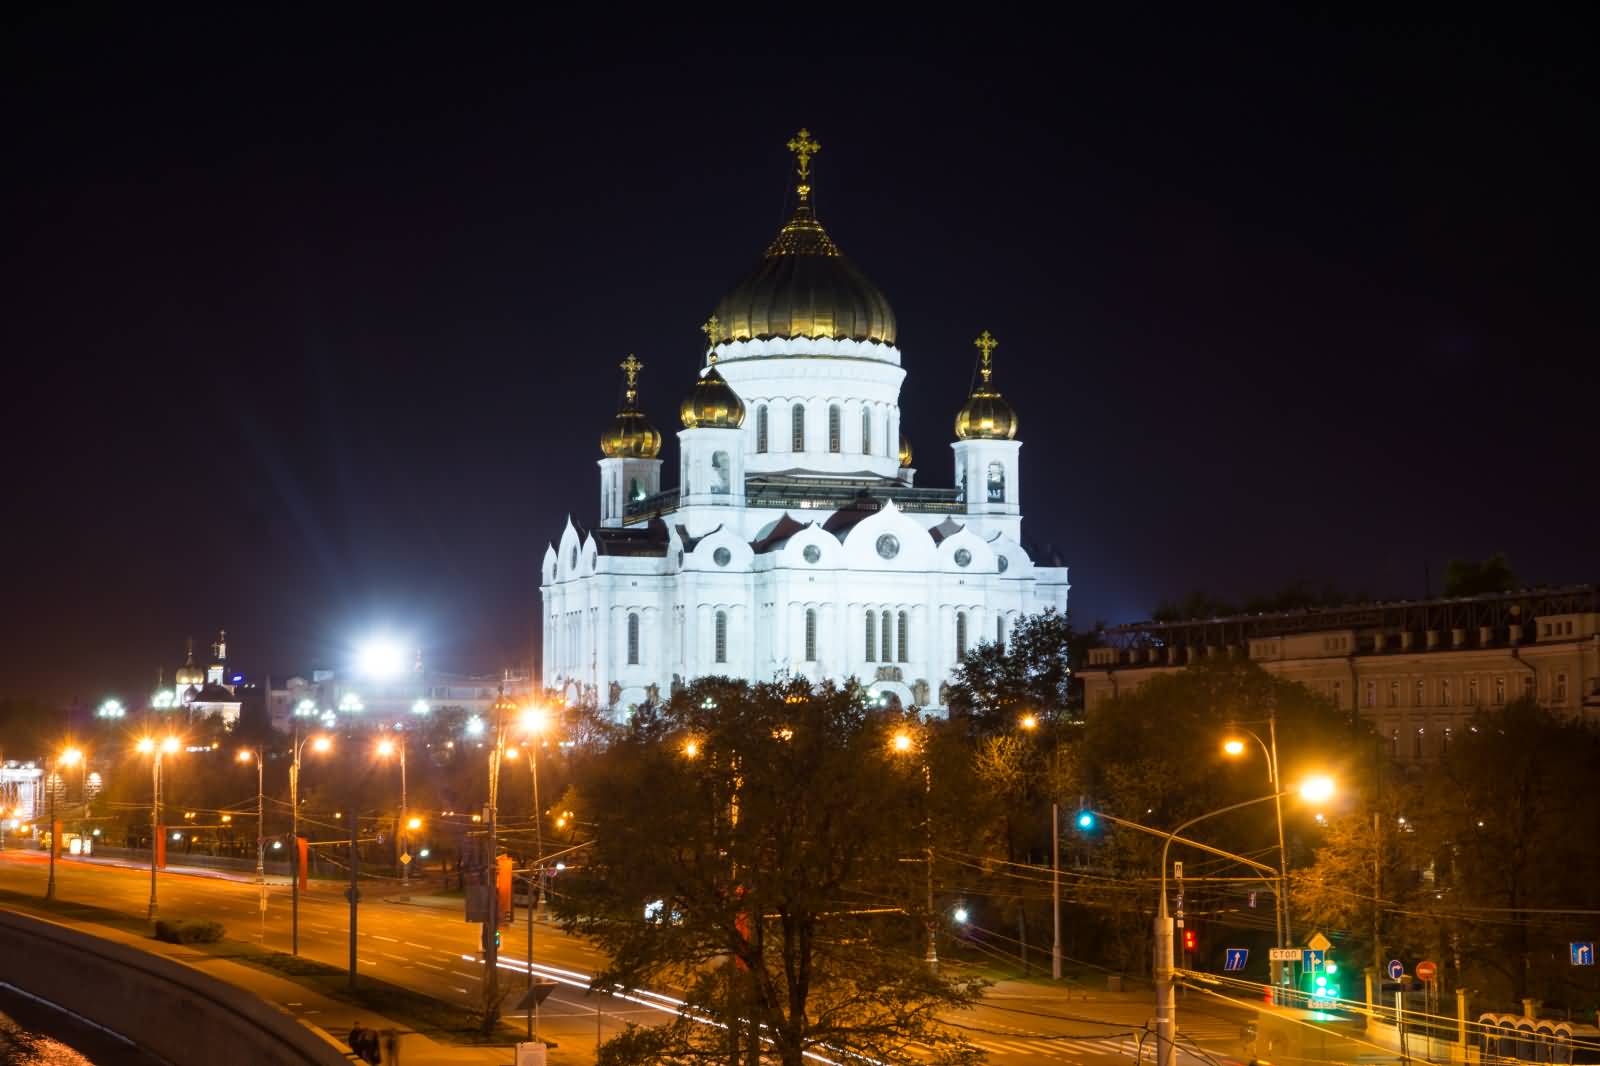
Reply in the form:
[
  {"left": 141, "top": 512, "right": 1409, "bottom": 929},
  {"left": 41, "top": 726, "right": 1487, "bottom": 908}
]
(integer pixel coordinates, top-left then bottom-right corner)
[{"left": 4, "top": 10, "right": 1594, "bottom": 704}]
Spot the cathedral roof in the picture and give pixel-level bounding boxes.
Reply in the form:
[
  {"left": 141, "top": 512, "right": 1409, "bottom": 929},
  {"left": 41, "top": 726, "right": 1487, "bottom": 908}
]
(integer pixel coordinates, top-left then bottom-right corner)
[
  {"left": 749, "top": 513, "right": 810, "bottom": 554},
  {"left": 711, "top": 130, "right": 896, "bottom": 347},
  {"left": 592, "top": 519, "right": 670, "bottom": 558},
  {"left": 929, "top": 517, "right": 966, "bottom": 544}
]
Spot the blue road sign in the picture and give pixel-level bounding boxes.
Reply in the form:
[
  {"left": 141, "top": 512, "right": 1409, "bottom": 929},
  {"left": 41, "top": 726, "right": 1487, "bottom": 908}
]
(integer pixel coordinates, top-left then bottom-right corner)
[
  {"left": 1303, "top": 949, "right": 1324, "bottom": 970},
  {"left": 1387, "top": 958, "right": 1404, "bottom": 981},
  {"left": 1225, "top": 948, "right": 1249, "bottom": 972},
  {"left": 1572, "top": 942, "right": 1595, "bottom": 966}
]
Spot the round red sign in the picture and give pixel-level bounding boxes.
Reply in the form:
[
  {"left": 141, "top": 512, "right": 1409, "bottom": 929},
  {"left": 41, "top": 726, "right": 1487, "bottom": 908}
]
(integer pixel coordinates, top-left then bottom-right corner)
[{"left": 1416, "top": 960, "right": 1437, "bottom": 981}]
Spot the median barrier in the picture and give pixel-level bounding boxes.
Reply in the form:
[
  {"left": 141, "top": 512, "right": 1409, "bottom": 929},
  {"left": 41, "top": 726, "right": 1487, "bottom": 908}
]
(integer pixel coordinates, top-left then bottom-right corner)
[{"left": 0, "top": 908, "right": 348, "bottom": 1066}]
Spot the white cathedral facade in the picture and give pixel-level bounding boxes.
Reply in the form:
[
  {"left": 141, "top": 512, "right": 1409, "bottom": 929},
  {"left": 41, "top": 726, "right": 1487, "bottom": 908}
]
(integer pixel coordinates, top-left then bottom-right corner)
[{"left": 541, "top": 131, "right": 1069, "bottom": 714}]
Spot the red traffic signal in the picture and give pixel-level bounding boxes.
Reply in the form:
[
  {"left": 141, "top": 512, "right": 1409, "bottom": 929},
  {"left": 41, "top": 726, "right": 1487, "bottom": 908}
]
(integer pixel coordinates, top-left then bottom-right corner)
[{"left": 1183, "top": 929, "right": 1198, "bottom": 952}]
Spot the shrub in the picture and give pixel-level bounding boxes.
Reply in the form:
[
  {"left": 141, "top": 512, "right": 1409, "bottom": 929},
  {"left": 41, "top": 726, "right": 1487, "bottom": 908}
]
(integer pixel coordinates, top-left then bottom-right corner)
[{"left": 153, "top": 919, "right": 225, "bottom": 944}]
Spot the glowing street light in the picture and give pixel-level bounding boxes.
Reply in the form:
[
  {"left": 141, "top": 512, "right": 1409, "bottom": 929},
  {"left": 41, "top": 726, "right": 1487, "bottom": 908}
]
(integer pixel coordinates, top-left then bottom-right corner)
[
  {"left": 1298, "top": 775, "right": 1336, "bottom": 804},
  {"left": 311, "top": 735, "right": 332, "bottom": 754},
  {"left": 1019, "top": 713, "right": 1038, "bottom": 731},
  {"left": 465, "top": 715, "right": 485, "bottom": 737},
  {"left": 1222, "top": 738, "right": 1246, "bottom": 756},
  {"left": 339, "top": 692, "right": 365, "bottom": 714},
  {"left": 889, "top": 722, "right": 937, "bottom": 969},
  {"left": 411, "top": 699, "right": 431, "bottom": 715},
  {"left": 96, "top": 699, "right": 125, "bottom": 719},
  {"left": 294, "top": 699, "right": 318, "bottom": 718},
  {"left": 135, "top": 735, "right": 183, "bottom": 918},
  {"left": 683, "top": 739, "right": 700, "bottom": 759}
]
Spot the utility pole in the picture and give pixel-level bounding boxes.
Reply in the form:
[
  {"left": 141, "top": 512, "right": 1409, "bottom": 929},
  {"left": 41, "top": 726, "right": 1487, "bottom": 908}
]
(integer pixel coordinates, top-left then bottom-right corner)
[
  {"left": 1051, "top": 801, "right": 1062, "bottom": 981},
  {"left": 482, "top": 686, "right": 513, "bottom": 1034},
  {"left": 398, "top": 736, "right": 408, "bottom": 884},
  {"left": 922, "top": 757, "right": 937, "bottom": 971},
  {"left": 45, "top": 754, "right": 57, "bottom": 901},
  {"left": 347, "top": 798, "right": 359, "bottom": 990}
]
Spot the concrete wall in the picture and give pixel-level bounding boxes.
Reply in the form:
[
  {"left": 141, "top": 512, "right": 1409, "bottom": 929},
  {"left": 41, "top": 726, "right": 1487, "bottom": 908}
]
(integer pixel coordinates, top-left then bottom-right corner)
[{"left": 0, "top": 909, "right": 347, "bottom": 1066}]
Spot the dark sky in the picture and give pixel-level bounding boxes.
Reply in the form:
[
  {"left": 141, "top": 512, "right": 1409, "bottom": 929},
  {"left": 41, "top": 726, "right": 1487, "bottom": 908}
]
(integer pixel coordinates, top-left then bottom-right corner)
[{"left": 3, "top": 9, "right": 1594, "bottom": 704}]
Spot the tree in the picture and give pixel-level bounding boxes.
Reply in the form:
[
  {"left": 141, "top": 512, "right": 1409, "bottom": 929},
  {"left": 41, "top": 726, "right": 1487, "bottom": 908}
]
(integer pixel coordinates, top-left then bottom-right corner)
[
  {"left": 1443, "top": 553, "right": 1518, "bottom": 597},
  {"left": 945, "top": 608, "right": 1090, "bottom": 734},
  {"left": 555, "top": 678, "right": 985, "bottom": 1066}
]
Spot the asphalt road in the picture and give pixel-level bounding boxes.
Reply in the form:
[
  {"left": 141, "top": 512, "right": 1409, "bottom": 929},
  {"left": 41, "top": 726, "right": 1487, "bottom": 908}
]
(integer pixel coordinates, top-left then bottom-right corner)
[{"left": 0, "top": 850, "right": 1253, "bottom": 1065}]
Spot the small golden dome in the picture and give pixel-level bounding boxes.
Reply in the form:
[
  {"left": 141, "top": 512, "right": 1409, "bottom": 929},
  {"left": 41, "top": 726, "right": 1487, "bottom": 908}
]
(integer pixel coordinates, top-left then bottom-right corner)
[
  {"left": 600, "top": 355, "right": 662, "bottom": 458},
  {"left": 681, "top": 364, "right": 745, "bottom": 429},
  {"left": 898, "top": 431, "right": 913, "bottom": 468},
  {"left": 954, "top": 330, "right": 1019, "bottom": 441},
  {"left": 174, "top": 638, "right": 205, "bottom": 685}
]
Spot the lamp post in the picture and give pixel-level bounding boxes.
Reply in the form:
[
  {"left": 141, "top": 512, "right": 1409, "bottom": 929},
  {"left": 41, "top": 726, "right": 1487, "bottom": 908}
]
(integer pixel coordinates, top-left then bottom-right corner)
[
  {"left": 136, "top": 735, "right": 182, "bottom": 920},
  {"left": 46, "top": 747, "right": 82, "bottom": 901},
  {"left": 515, "top": 703, "right": 552, "bottom": 1041},
  {"left": 891, "top": 726, "right": 937, "bottom": 970},
  {"left": 289, "top": 699, "right": 329, "bottom": 955},
  {"left": 376, "top": 735, "right": 408, "bottom": 881},
  {"left": 1019, "top": 711, "right": 1065, "bottom": 981},
  {"left": 1223, "top": 713, "right": 1291, "bottom": 995},
  {"left": 481, "top": 687, "right": 518, "bottom": 1034},
  {"left": 236, "top": 747, "right": 265, "bottom": 883}
]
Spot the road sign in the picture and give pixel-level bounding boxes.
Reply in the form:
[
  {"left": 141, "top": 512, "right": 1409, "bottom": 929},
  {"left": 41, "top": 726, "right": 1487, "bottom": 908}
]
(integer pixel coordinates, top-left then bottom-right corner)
[
  {"left": 344, "top": 886, "right": 362, "bottom": 904},
  {"left": 1302, "top": 949, "right": 1324, "bottom": 970},
  {"left": 1269, "top": 948, "right": 1302, "bottom": 961},
  {"left": 1416, "top": 960, "right": 1437, "bottom": 982},
  {"left": 1572, "top": 942, "right": 1595, "bottom": 966},
  {"left": 1174, "top": 861, "right": 1184, "bottom": 880},
  {"left": 1387, "top": 959, "right": 1404, "bottom": 981},
  {"left": 1308, "top": 932, "right": 1332, "bottom": 951},
  {"left": 1225, "top": 948, "right": 1249, "bottom": 972},
  {"left": 512, "top": 978, "right": 560, "bottom": 1011},
  {"left": 400, "top": 852, "right": 412, "bottom": 865}
]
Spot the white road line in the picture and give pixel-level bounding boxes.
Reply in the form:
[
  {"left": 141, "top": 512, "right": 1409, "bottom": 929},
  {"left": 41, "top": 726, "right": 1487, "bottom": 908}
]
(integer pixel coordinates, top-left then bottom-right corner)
[
  {"left": 358, "top": 957, "right": 378, "bottom": 965},
  {"left": 404, "top": 941, "right": 431, "bottom": 950},
  {"left": 370, "top": 934, "right": 401, "bottom": 942},
  {"left": 415, "top": 961, "right": 446, "bottom": 972},
  {"left": 452, "top": 969, "right": 479, "bottom": 980},
  {"left": 380, "top": 952, "right": 408, "bottom": 962}
]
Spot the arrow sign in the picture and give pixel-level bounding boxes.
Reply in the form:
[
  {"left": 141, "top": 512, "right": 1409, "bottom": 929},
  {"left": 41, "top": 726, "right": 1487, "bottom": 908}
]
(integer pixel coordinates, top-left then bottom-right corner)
[
  {"left": 1387, "top": 959, "right": 1404, "bottom": 981},
  {"left": 1572, "top": 942, "right": 1595, "bottom": 966},
  {"left": 1303, "top": 949, "right": 1324, "bottom": 970},
  {"left": 1224, "top": 948, "right": 1248, "bottom": 972}
]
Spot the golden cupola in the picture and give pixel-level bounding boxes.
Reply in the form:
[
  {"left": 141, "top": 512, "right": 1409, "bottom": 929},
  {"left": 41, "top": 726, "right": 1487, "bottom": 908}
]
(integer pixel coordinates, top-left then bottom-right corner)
[
  {"left": 711, "top": 129, "right": 896, "bottom": 346},
  {"left": 953, "top": 330, "right": 1019, "bottom": 441},
  {"left": 898, "top": 431, "right": 913, "bottom": 468},
  {"left": 599, "top": 354, "right": 663, "bottom": 459},
  {"left": 680, "top": 317, "right": 747, "bottom": 429}
]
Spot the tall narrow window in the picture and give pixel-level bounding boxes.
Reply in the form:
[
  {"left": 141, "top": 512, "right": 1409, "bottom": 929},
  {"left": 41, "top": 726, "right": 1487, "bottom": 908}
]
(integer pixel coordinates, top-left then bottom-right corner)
[
  {"left": 1523, "top": 674, "right": 1535, "bottom": 699},
  {"left": 1365, "top": 680, "right": 1376, "bottom": 708},
  {"left": 804, "top": 609, "right": 817, "bottom": 661},
  {"left": 881, "top": 610, "right": 892, "bottom": 662},
  {"left": 1413, "top": 728, "right": 1424, "bottom": 759},
  {"left": 987, "top": 462, "right": 1005, "bottom": 503},
  {"left": 1494, "top": 676, "right": 1506, "bottom": 704},
  {"left": 1415, "top": 679, "right": 1425, "bottom": 707},
  {"left": 714, "top": 611, "right": 727, "bottom": 664},
  {"left": 865, "top": 611, "right": 876, "bottom": 662},
  {"left": 1389, "top": 729, "right": 1399, "bottom": 758},
  {"left": 791, "top": 404, "right": 806, "bottom": 452},
  {"left": 861, "top": 407, "right": 872, "bottom": 454},
  {"left": 897, "top": 611, "right": 909, "bottom": 663},
  {"left": 1332, "top": 680, "right": 1343, "bottom": 707},
  {"left": 1467, "top": 678, "right": 1479, "bottom": 705},
  {"left": 756, "top": 405, "right": 768, "bottom": 453},
  {"left": 956, "top": 612, "right": 968, "bottom": 659},
  {"left": 627, "top": 612, "right": 640, "bottom": 666},
  {"left": 711, "top": 451, "right": 731, "bottom": 494},
  {"left": 996, "top": 614, "right": 1005, "bottom": 649},
  {"left": 1441, "top": 727, "right": 1452, "bottom": 754},
  {"left": 1440, "top": 679, "right": 1451, "bottom": 706},
  {"left": 828, "top": 404, "right": 841, "bottom": 453},
  {"left": 1556, "top": 672, "right": 1569, "bottom": 702}
]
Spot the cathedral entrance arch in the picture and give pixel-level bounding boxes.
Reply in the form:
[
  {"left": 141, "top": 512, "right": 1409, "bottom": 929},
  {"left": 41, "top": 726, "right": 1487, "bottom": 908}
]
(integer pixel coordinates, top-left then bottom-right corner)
[{"left": 867, "top": 679, "right": 914, "bottom": 710}]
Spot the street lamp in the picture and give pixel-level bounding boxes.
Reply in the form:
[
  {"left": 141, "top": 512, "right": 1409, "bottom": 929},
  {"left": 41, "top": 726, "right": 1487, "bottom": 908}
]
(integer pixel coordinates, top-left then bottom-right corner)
[
  {"left": 515, "top": 702, "right": 553, "bottom": 1042},
  {"left": 236, "top": 748, "right": 265, "bottom": 884},
  {"left": 480, "top": 687, "right": 520, "bottom": 1033},
  {"left": 135, "top": 735, "right": 183, "bottom": 920},
  {"left": 1222, "top": 717, "right": 1297, "bottom": 995},
  {"left": 889, "top": 725, "right": 937, "bottom": 970},
  {"left": 288, "top": 698, "right": 329, "bottom": 955},
  {"left": 96, "top": 699, "right": 125, "bottom": 721},
  {"left": 45, "top": 746, "right": 83, "bottom": 901},
  {"left": 374, "top": 733, "right": 410, "bottom": 883}
]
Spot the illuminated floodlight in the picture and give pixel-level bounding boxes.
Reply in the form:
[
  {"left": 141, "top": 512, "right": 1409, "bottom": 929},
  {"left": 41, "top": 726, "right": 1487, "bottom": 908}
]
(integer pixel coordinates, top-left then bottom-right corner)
[
  {"left": 953, "top": 907, "right": 970, "bottom": 924},
  {"left": 407, "top": 816, "right": 422, "bottom": 830},
  {"left": 60, "top": 747, "right": 83, "bottom": 766},
  {"left": 311, "top": 735, "right": 332, "bottom": 753},
  {"left": 891, "top": 731, "right": 914, "bottom": 753},
  {"left": 418, "top": 848, "right": 431, "bottom": 859},
  {"left": 161, "top": 736, "right": 181, "bottom": 755},
  {"left": 136, "top": 737, "right": 155, "bottom": 755},
  {"left": 320, "top": 711, "right": 337, "bottom": 727},
  {"left": 465, "top": 715, "right": 485, "bottom": 737},
  {"left": 1019, "top": 713, "right": 1038, "bottom": 731},
  {"left": 1298, "top": 776, "right": 1336, "bottom": 803},
  {"left": 355, "top": 638, "right": 407, "bottom": 680},
  {"left": 1222, "top": 738, "right": 1246, "bottom": 756},
  {"left": 519, "top": 706, "right": 550, "bottom": 735},
  {"left": 412, "top": 699, "right": 431, "bottom": 715},
  {"left": 375, "top": 738, "right": 396, "bottom": 758},
  {"left": 97, "top": 699, "right": 125, "bottom": 719}
]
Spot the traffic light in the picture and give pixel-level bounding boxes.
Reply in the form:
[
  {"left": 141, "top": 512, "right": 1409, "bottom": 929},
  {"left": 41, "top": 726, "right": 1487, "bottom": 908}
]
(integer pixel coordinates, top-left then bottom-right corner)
[
  {"left": 1075, "top": 811, "right": 1096, "bottom": 831},
  {"left": 1182, "top": 929, "right": 1198, "bottom": 953}
]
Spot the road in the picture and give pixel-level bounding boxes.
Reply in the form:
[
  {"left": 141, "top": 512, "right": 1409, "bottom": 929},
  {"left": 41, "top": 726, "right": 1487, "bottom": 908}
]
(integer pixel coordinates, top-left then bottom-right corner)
[{"left": 0, "top": 849, "right": 1253, "bottom": 1064}]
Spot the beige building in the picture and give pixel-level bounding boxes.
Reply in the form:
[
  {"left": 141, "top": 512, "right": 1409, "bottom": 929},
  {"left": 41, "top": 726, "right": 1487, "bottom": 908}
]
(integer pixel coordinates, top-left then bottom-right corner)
[{"left": 1081, "top": 586, "right": 1600, "bottom": 760}]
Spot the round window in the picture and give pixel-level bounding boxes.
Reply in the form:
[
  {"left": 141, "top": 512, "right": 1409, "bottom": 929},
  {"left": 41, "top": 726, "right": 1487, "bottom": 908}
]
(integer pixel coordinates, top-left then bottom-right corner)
[
  {"left": 875, "top": 534, "right": 900, "bottom": 560},
  {"left": 953, "top": 548, "right": 972, "bottom": 568},
  {"left": 713, "top": 547, "right": 732, "bottom": 567},
  {"left": 803, "top": 544, "right": 821, "bottom": 564},
  {"left": 997, "top": 555, "right": 1009, "bottom": 573}
]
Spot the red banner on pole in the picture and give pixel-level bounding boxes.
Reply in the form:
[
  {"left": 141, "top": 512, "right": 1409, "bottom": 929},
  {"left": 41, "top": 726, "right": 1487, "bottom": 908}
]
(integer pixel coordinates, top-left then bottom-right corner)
[
  {"left": 495, "top": 854, "right": 514, "bottom": 926},
  {"left": 155, "top": 825, "right": 166, "bottom": 869},
  {"left": 296, "top": 836, "right": 309, "bottom": 890}
]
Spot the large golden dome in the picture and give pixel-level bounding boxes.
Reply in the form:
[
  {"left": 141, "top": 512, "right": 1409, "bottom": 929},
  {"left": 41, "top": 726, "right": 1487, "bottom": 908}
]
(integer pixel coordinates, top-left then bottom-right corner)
[
  {"left": 954, "top": 331, "right": 1019, "bottom": 441},
  {"left": 711, "top": 130, "right": 896, "bottom": 346},
  {"left": 599, "top": 355, "right": 662, "bottom": 458},
  {"left": 680, "top": 364, "right": 746, "bottom": 429}
]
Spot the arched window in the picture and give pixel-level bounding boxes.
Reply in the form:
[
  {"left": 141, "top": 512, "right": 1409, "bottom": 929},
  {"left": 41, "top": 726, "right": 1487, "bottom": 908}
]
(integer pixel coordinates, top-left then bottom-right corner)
[
  {"left": 627, "top": 612, "right": 640, "bottom": 665},
  {"left": 629, "top": 477, "right": 644, "bottom": 502},
  {"left": 711, "top": 451, "right": 731, "bottom": 494},
  {"left": 986, "top": 461, "right": 1006, "bottom": 503},
  {"left": 828, "top": 404, "right": 841, "bottom": 453},
  {"left": 755, "top": 405, "right": 768, "bottom": 453},
  {"left": 804, "top": 609, "right": 817, "bottom": 661},
  {"left": 865, "top": 611, "right": 876, "bottom": 662},
  {"left": 714, "top": 611, "right": 728, "bottom": 664},
  {"left": 861, "top": 407, "right": 872, "bottom": 454},
  {"left": 996, "top": 614, "right": 1005, "bottom": 649},
  {"left": 897, "top": 611, "right": 909, "bottom": 663},
  {"left": 791, "top": 403, "right": 806, "bottom": 452},
  {"left": 881, "top": 610, "right": 892, "bottom": 662},
  {"left": 956, "top": 611, "right": 968, "bottom": 659}
]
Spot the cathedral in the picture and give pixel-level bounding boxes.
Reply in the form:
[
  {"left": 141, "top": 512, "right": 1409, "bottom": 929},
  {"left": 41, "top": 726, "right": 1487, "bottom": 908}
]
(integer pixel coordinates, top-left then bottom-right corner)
[{"left": 540, "top": 130, "right": 1069, "bottom": 714}]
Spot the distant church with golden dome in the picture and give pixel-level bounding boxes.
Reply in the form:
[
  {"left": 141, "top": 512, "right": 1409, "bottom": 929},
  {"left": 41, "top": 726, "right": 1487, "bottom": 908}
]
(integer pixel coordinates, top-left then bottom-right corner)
[{"left": 541, "top": 131, "right": 1069, "bottom": 713}]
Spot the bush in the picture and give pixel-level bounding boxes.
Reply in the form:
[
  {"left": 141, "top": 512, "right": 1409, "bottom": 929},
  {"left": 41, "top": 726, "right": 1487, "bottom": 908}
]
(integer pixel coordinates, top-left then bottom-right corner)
[{"left": 153, "top": 919, "right": 225, "bottom": 944}]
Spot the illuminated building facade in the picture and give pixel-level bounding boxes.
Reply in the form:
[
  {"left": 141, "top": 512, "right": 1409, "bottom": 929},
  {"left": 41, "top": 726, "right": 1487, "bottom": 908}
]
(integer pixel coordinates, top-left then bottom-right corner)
[{"left": 541, "top": 131, "right": 1070, "bottom": 715}]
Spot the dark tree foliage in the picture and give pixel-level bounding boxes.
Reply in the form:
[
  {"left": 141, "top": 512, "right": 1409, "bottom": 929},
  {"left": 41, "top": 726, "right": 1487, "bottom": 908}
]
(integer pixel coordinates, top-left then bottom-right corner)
[
  {"left": 1442, "top": 553, "right": 1518, "bottom": 597},
  {"left": 945, "top": 609, "right": 1090, "bottom": 734},
  {"left": 554, "top": 677, "right": 984, "bottom": 1066},
  {"left": 1152, "top": 581, "right": 1362, "bottom": 622}
]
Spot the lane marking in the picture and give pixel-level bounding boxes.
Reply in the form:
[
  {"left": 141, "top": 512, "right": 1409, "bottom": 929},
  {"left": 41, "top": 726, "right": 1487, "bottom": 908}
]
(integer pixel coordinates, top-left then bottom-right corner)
[
  {"left": 371, "top": 934, "right": 401, "bottom": 943},
  {"left": 380, "top": 952, "right": 408, "bottom": 962}
]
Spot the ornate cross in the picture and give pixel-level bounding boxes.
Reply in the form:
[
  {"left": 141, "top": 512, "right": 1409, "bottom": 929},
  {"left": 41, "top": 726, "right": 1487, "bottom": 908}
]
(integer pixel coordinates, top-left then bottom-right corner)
[
  {"left": 619, "top": 353, "right": 643, "bottom": 403},
  {"left": 701, "top": 315, "right": 723, "bottom": 364},
  {"left": 786, "top": 128, "right": 820, "bottom": 179},
  {"left": 974, "top": 330, "right": 998, "bottom": 382}
]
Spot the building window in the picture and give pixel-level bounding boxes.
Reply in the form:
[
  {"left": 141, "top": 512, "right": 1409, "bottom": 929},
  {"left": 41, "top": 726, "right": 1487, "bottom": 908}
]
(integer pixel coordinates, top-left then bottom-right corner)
[
  {"left": 986, "top": 461, "right": 1005, "bottom": 503},
  {"left": 714, "top": 611, "right": 728, "bottom": 664},
  {"left": 1332, "top": 679, "right": 1343, "bottom": 707},
  {"left": 792, "top": 404, "right": 806, "bottom": 452},
  {"left": 1415, "top": 679, "right": 1425, "bottom": 707},
  {"left": 1441, "top": 727, "right": 1452, "bottom": 755},
  {"left": 898, "top": 611, "right": 909, "bottom": 663},
  {"left": 1523, "top": 674, "right": 1535, "bottom": 699},
  {"left": 956, "top": 612, "right": 968, "bottom": 659},
  {"left": 1413, "top": 728, "right": 1424, "bottom": 760},
  {"left": 996, "top": 614, "right": 1005, "bottom": 650},
  {"left": 1467, "top": 678, "right": 1479, "bottom": 705},
  {"left": 1440, "top": 679, "right": 1452, "bottom": 707},
  {"left": 1390, "top": 729, "right": 1399, "bottom": 759},
  {"left": 1494, "top": 676, "right": 1506, "bottom": 704},
  {"left": 865, "top": 611, "right": 876, "bottom": 662},
  {"left": 881, "top": 610, "right": 892, "bottom": 662},
  {"left": 1556, "top": 672, "right": 1569, "bottom": 702},
  {"left": 711, "top": 451, "right": 731, "bottom": 494},
  {"left": 1365, "top": 680, "right": 1376, "bottom": 708},
  {"left": 756, "top": 405, "right": 768, "bottom": 453},
  {"left": 627, "top": 612, "right": 640, "bottom": 665},
  {"left": 804, "top": 609, "right": 817, "bottom": 662},
  {"left": 1388, "top": 680, "right": 1400, "bottom": 708},
  {"left": 861, "top": 407, "right": 872, "bottom": 454},
  {"left": 828, "top": 404, "right": 841, "bottom": 453}
]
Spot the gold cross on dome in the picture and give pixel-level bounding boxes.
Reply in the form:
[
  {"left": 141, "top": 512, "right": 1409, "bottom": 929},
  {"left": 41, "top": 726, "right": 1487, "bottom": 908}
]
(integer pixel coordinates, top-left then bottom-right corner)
[
  {"left": 974, "top": 330, "right": 998, "bottom": 382},
  {"left": 701, "top": 315, "right": 723, "bottom": 364},
  {"left": 619, "top": 353, "right": 643, "bottom": 388},
  {"left": 786, "top": 128, "right": 821, "bottom": 179}
]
